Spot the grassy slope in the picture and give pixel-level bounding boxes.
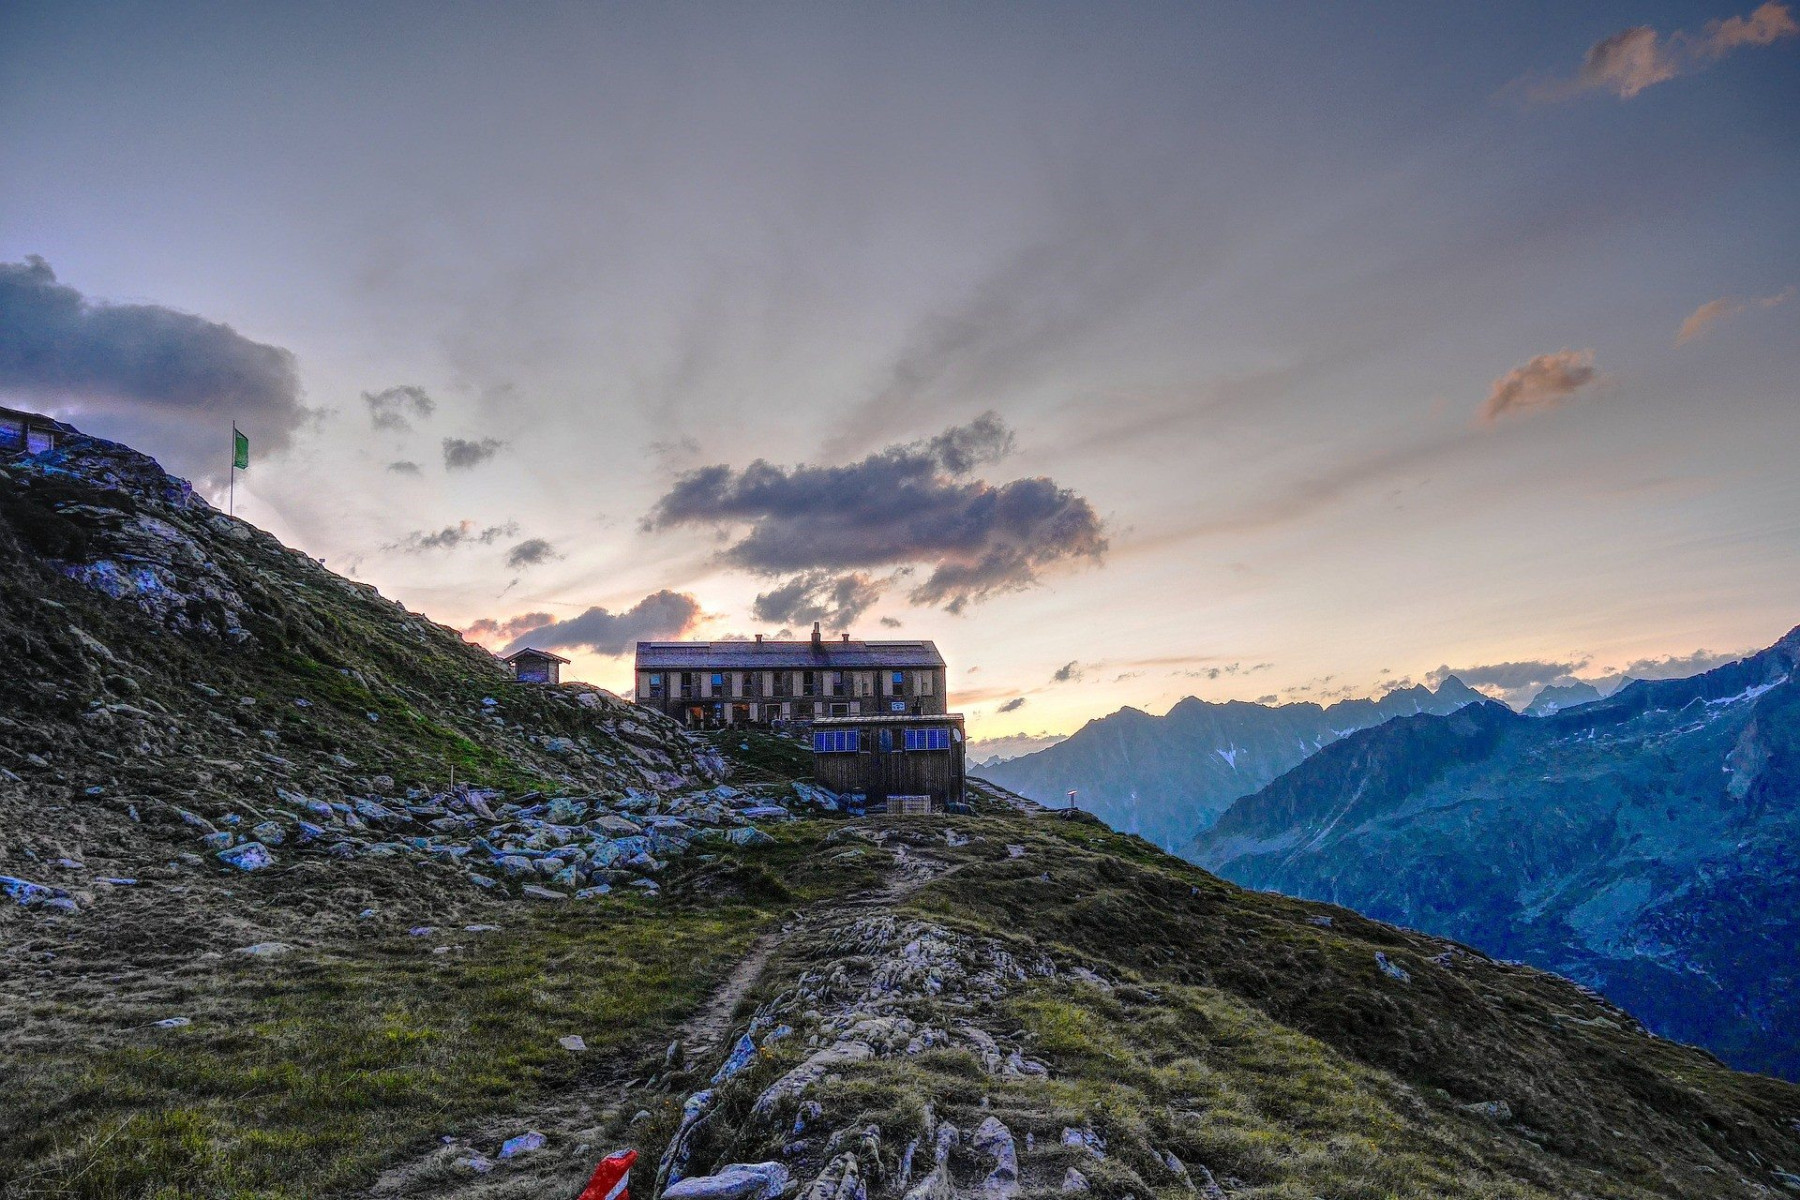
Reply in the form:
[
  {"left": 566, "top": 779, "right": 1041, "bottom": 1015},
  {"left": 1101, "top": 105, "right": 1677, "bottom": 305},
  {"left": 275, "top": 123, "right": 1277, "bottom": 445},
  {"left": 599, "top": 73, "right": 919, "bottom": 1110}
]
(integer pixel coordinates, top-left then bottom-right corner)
[{"left": 673, "top": 799, "right": 1800, "bottom": 1200}]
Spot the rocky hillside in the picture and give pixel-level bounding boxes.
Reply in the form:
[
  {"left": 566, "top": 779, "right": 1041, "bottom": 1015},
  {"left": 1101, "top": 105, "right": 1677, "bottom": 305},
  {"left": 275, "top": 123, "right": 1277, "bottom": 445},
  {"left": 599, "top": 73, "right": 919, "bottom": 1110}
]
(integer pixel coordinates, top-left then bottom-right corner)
[
  {"left": 2, "top": 422, "right": 1798, "bottom": 1199},
  {"left": 1189, "top": 630, "right": 1800, "bottom": 1081},
  {"left": 981, "top": 680, "right": 1487, "bottom": 850}
]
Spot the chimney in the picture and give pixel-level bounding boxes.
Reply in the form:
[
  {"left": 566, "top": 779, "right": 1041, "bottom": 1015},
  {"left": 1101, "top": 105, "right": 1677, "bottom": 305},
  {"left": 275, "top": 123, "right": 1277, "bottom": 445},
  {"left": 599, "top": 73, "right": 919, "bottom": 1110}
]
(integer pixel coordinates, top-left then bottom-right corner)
[
  {"left": 755, "top": 633, "right": 764, "bottom": 645},
  {"left": 811, "top": 621, "right": 822, "bottom": 649},
  {"left": 841, "top": 632, "right": 850, "bottom": 643}
]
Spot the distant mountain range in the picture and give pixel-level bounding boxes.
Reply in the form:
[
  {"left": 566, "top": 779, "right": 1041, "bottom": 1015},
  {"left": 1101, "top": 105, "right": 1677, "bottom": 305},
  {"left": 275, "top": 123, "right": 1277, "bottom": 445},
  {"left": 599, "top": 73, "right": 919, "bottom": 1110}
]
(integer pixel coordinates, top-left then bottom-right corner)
[
  {"left": 1188, "top": 626, "right": 1800, "bottom": 1081},
  {"left": 978, "top": 677, "right": 1489, "bottom": 849},
  {"left": 1523, "top": 679, "right": 1607, "bottom": 714}
]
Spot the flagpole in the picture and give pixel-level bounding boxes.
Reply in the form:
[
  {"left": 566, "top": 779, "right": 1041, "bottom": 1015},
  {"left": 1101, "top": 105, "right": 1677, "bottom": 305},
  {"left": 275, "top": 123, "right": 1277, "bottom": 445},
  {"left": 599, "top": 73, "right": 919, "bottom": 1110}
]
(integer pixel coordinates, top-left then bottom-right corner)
[{"left": 230, "top": 424, "right": 237, "bottom": 517}]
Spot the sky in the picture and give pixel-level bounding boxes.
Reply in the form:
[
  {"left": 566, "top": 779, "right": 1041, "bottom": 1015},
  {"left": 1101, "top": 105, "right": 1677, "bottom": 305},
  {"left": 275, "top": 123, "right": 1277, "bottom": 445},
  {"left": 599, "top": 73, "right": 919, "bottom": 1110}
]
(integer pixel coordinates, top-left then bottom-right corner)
[{"left": 3, "top": 1, "right": 1798, "bottom": 748}]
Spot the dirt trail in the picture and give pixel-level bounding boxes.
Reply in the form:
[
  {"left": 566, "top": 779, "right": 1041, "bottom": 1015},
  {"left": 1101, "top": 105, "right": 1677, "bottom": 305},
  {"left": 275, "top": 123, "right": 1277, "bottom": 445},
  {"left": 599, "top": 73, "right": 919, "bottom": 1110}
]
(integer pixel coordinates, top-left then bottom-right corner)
[{"left": 368, "top": 834, "right": 951, "bottom": 1199}]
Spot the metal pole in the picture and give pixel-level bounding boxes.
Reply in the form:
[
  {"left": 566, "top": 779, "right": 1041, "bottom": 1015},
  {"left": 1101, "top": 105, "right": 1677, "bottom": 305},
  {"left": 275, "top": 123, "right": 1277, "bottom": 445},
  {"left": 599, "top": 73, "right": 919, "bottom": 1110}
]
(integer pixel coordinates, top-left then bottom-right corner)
[{"left": 229, "top": 424, "right": 237, "bottom": 517}]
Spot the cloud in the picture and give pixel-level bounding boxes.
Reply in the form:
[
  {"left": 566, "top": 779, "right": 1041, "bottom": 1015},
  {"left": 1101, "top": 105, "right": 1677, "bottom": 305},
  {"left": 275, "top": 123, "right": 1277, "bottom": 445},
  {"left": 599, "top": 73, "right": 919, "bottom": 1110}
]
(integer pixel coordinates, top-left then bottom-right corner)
[
  {"left": 645, "top": 414, "right": 1107, "bottom": 612},
  {"left": 1427, "top": 659, "right": 1587, "bottom": 691},
  {"left": 1427, "top": 658, "right": 1591, "bottom": 707},
  {"left": 996, "top": 697, "right": 1027, "bottom": 713},
  {"left": 363, "top": 384, "right": 435, "bottom": 431},
  {"left": 967, "top": 730, "right": 1067, "bottom": 763},
  {"left": 1521, "top": 4, "right": 1797, "bottom": 101},
  {"left": 387, "top": 460, "right": 422, "bottom": 475},
  {"left": 443, "top": 436, "right": 505, "bottom": 470},
  {"left": 1614, "top": 647, "right": 1747, "bottom": 679},
  {"left": 1480, "top": 349, "right": 1599, "bottom": 423},
  {"left": 464, "top": 612, "right": 553, "bottom": 642},
  {"left": 504, "top": 538, "right": 559, "bottom": 569},
  {"left": 390, "top": 520, "right": 519, "bottom": 553},
  {"left": 500, "top": 590, "right": 702, "bottom": 656},
  {"left": 1051, "top": 661, "right": 1084, "bottom": 683},
  {"left": 879, "top": 616, "right": 903, "bottom": 629},
  {"left": 0, "top": 255, "right": 305, "bottom": 485},
  {"left": 752, "top": 570, "right": 884, "bottom": 630},
  {"left": 1674, "top": 287, "right": 1793, "bottom": 345},
  {"left": 1180, "top": 661, "right": 1274, "bottom": 680}
]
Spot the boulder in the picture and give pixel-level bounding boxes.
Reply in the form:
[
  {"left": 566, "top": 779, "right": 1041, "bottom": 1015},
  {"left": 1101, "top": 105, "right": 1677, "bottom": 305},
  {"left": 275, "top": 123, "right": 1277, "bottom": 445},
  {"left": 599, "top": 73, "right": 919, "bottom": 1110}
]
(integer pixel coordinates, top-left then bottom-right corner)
[
  {"left": 217, "top": 842, "right": 275, "bottom": 871},
  {"left": 663, "top": 1162, "right": 792, "bottom": 1200},
  {"left": 971, "top": 1116, "right": 1018, "bottom": 1200}
]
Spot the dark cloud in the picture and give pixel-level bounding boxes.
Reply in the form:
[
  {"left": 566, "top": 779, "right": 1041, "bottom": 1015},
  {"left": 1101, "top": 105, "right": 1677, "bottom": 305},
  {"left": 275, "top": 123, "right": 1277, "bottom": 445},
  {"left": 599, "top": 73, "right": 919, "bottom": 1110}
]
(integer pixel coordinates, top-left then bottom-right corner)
[
  {"left": 364, "top": 384, "right": 435, "bottom": 431},
  {"left": 1051, "top": 661, "right": 1083, "bottom": 683},
  {"left": 500, "top": 590, "right": 701, "bottom": 657},
  {"left": 464, "top": 612, "right": 553, "bottom": 641},
  {"left": 504, "top": 538, "right": 559, "bottom": 569},
  {"left": 1427, "top": 659, "right": 1586, "bottom": 707},
  {"left": 997, "top": 697, "right": 1027, "bottom": 713},
  {"left": 389, "top": 520, "right": 519, "bottom": 553},
  {"left": 879, "top": 616, "right": 903, "bottom": 629},
  {"left": 387, "top": 460, "right": 422, "bottom": 475},
  {"left": 1519, "top": 4, "right": 1797, "bottom": 102},
  {"left": 1480, "top": 349, "right": 1598, "bottom": 423},
  {"left": 0, "top": 256, "right": 304, "bottom": 485},
  {"left": 1615, "top": 648, "right": 1747, "bottom": 680},
  {"left": 443, "top": 436, "right": 505, "bottom": 470},
  {"left": 646, "top": 414, "right": 1106, "bottom": 613},
  {"left": 1427, "top": 660, "right": 1586, "bottom": 690},
  {"left": 752, "top": 571, "right": 883, "bottom": 631}
]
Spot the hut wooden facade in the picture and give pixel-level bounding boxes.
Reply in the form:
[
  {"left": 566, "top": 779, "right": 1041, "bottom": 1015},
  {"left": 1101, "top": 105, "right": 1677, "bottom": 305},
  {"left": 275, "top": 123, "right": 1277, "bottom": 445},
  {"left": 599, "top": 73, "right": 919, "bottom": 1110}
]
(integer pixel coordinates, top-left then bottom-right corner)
[
  {"left": 0, "top": 406, "right": 66, "bottom": 458},
  {"left": 811, "top": 713, "right": 967, "bottom": 815},
  {"left": 504, "top": 647, "right": 569, "bottom": 684},
  {"left": 634, "top": 623, "right": 946, "bottom": 727}
]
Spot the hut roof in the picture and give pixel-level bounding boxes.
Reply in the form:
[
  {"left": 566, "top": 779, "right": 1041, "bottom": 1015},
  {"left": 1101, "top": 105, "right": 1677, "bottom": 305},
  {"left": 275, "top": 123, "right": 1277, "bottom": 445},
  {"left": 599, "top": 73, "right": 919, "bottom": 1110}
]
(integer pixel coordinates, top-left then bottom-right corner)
[
  {"left": 503, "top": 647, "right": 571, "bottom": 665},
  {"left": 635, "top": 639, "right": 944, "bottom": 671}
]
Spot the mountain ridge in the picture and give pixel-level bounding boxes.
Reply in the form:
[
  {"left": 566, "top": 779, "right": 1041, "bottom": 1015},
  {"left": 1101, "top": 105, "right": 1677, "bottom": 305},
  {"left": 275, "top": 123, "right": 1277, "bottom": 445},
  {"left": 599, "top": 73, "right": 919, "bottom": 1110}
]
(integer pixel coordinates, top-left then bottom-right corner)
[
  {"left": 981, "top": 676, "right": 1489, "bottom": 848},
  {"left": 1189, "top": 624, "right": 1800, "bottom": 1079}
]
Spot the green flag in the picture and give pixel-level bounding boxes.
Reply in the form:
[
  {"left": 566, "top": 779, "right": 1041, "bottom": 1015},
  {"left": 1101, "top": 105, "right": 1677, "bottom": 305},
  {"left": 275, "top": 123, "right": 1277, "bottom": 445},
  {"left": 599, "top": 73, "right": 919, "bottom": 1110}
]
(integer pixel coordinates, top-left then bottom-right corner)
[{"left": 233, "top": 427, "right": 249, "bottom": 470}]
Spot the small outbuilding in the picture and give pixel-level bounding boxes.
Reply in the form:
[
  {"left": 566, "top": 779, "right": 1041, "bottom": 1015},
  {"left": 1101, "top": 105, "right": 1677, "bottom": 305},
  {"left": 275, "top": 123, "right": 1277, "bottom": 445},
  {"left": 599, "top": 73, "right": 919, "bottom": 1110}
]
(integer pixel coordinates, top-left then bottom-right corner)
[
  {"left": 811, "top": 712, "right": 967, "bottom": 816},
  {"left": 504, "top": 647, "right": 570, "bottom": 684},
  {"left": 0, "top": 406, "right": 65, "bottom": 458}
]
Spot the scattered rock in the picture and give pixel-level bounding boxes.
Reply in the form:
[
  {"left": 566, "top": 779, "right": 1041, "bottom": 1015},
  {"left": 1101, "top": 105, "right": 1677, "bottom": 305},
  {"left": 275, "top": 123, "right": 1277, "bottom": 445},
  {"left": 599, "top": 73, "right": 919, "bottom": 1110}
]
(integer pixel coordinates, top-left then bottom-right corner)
[
  {"left": 499, "top": 1130, "right": 546, "bottom": 1158},
  {"left": 217, "top": 842, "right": 275, "bottom": 871},
  {"left": 1375, "top": 952, "right": 1411, "bottom": 982},
  {"left": 560, "top": 1035, "right": 588, "bottom": 1052},
  {"left": 1460, "top": 1099, "right": 1513, "bottom": 1122},
  {"left": 237, "top": 942, "right": 292, "bottom": 956},
  {"left": 1, "top": 875, "right": 68, "bottom": 907},
  {"left": 1060, "top": 1126, "right": 1106, "bottom": 1160},
  {"left": 1061, "top": 1168, "right": 1089, "bottom": 1193}
]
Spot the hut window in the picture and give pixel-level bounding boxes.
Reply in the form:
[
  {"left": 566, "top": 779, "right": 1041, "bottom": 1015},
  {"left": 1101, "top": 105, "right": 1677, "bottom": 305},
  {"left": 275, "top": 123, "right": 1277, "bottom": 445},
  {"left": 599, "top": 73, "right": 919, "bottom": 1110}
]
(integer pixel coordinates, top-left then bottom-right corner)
[
  {"left": 813, "top": 729, "right": 859, "bottom": 753},
  {"left": 25, "top": 427, "right": 54, "bottom": 455},
  {"left": 904, "top": 727, "right": 952, "bottom": 751}
]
